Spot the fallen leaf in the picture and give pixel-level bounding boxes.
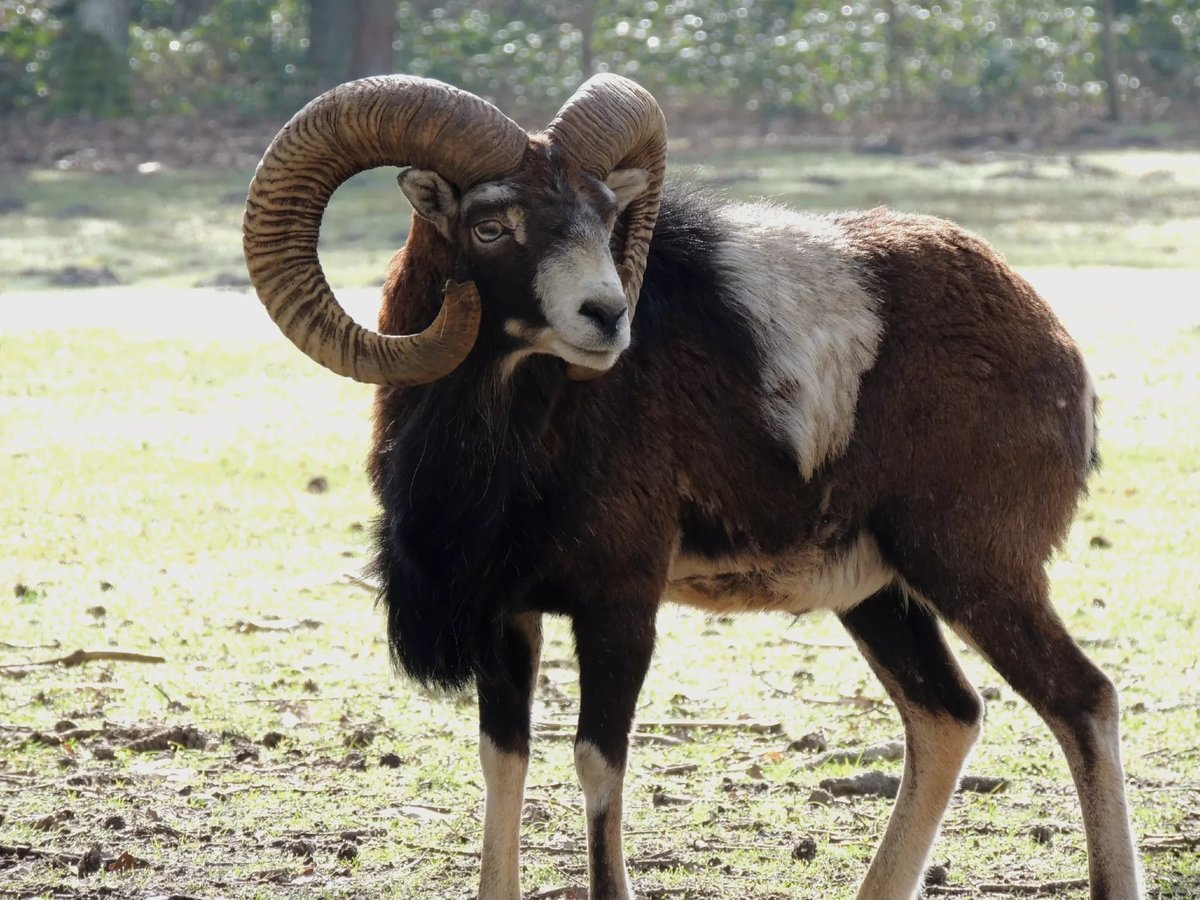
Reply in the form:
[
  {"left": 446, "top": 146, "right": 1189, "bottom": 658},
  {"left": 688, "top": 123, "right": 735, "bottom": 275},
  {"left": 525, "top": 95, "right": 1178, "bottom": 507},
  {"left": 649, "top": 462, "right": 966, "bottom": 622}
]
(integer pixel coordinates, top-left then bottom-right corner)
[
  {"left": 792, "top": 836, "right": 818, "bottom": 862},
  {"left": 34, "top": 809, "right": 75, "bottom": 831},
  {"left": 77, "top": 844, "right": 103, "bottom": 876},
  {"left": 105, "top": 850, "right": 150, "bottom": 872}
]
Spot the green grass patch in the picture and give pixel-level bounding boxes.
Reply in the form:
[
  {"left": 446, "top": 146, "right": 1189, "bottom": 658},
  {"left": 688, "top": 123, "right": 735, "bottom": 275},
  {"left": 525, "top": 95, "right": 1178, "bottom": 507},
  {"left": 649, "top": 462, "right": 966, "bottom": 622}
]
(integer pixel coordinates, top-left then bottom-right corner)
[
  {"left": 680, "top": 147, "right": 1200, "bottom": 270},
  {"left": 2, "top": 148, "right": 1200, "bottom": 294}
]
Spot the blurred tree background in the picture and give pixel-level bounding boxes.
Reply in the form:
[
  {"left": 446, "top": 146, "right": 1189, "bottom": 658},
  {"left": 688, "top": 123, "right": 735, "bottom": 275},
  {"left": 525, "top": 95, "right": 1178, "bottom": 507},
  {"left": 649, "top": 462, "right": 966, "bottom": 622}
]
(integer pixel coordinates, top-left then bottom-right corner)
[{"left": 1, "top": 0, "right": 1198, "bottom": 133}]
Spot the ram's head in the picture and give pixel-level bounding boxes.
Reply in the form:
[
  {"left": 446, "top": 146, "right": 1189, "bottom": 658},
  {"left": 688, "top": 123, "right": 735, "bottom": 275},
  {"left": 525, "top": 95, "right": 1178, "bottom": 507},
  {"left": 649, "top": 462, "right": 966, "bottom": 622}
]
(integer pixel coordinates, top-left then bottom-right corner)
[{"left": 243, "top": 75, "right": 666, "bottom": 385}]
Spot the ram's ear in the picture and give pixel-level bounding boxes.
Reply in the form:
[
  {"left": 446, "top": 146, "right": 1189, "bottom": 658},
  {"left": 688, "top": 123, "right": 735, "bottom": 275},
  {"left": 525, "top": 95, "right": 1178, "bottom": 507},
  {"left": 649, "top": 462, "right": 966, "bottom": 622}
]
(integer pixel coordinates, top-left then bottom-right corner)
[
  {"left": 397, "top": 168, "right": 460, "bottom": 240},
  {"left": 605, "top": 168, "right": 651, "bottom": 217},
  {"left": 379, "top": 213, "right": 457, "bottom": 338}
]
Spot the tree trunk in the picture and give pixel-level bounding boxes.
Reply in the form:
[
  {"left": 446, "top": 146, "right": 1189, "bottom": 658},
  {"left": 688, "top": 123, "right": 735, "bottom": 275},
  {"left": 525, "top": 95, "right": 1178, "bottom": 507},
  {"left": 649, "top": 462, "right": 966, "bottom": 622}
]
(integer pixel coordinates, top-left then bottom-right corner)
[
  {"left": 171, "top": 0, "right": 216, "bottom": 31},
  {"left": 1100, "top": 0, "right": 1122, "bottom": 122},
  {"left": 350, "top": 0, "right": 397, "bottom": 79},
  {"left": 576, "top": 0, "right": 596, "bottom": 77},
  {"left": 308, "top": 0, "right": 354, "bottom": 92},
  {"left": 56, "top": 0, "right": 133, "bottom": 116},
  {"left": 883, "top": 0, "right": 905, "bottom": 115},
  {"left": 78, "top": 0, "right": 132, "bottom": 46}
]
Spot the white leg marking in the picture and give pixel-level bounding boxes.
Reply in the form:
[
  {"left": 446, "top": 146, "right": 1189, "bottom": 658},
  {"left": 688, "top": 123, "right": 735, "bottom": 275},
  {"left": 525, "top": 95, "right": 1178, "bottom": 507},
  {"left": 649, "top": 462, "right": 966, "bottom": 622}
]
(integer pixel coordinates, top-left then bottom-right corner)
[
  {"left": 479, "top": 735, "right": 529, "bottom": 900},
  {"left": 1050, "top": 693, "right": 1144, "bottom": 898},
  {"left": 575, "top": 740, "right": 634, "bottom": 900},
  {"left": 856, "top": 710, "right": 981, "bottom": 900}
]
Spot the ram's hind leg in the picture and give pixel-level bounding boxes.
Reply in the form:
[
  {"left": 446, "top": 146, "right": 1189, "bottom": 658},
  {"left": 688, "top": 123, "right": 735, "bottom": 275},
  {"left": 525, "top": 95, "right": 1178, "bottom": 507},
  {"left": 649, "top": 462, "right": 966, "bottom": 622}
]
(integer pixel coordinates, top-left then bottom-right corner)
[
  {"left": 477, "top": 612, "right": 542, "bottom": 900},
  {"left": 840, "top": 584, "right": 984, "bottom": 900},
  {"left": 913, "top": 564, "right": 1141, "bottom": 899}
]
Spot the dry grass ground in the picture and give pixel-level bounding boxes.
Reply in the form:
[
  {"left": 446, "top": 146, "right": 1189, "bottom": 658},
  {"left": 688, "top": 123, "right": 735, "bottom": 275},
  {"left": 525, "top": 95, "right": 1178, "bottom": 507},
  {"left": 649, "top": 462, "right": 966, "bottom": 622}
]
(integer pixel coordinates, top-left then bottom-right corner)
[{"left": 1, "top": 150, "right": 1199, "bottom": 898}]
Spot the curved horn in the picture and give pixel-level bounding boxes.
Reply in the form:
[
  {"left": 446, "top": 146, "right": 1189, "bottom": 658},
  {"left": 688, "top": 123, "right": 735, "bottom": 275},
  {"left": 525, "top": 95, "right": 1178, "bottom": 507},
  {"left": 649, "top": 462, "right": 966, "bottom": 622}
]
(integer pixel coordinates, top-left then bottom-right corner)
[
  {"left": 243, "top": 75, "right": 527, "bottom": 385},
  {"left": 545, "top": 74, "right": 667, "bottom": 318}
]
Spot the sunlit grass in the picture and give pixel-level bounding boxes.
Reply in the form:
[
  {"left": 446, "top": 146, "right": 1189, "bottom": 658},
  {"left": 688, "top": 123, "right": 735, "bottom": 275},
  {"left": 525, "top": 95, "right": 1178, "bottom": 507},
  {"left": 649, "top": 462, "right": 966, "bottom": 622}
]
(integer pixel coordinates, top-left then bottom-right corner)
[
  {"left": 1, "top": 142, "right": 1198, "bottom": 895},
  {"left": 678, "top": 146, "right": 1200, "bottom": 269},
  {"left": 1, "top": 267, "right": 1197, "bottom": 896},
  {"left": 2, "top": 148, "right": 1200, "bottom": 295}
]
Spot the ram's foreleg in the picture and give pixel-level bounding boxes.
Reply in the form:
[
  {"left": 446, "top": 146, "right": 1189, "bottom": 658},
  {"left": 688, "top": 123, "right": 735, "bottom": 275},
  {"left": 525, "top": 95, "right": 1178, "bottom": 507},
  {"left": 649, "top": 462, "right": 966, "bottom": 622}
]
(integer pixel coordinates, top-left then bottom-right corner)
[
  {"left": 477, "top": 612, "right": 542, "bottom": 900},
  {"left": 573, "top": 596, "right": 658, "bottom": 900}
]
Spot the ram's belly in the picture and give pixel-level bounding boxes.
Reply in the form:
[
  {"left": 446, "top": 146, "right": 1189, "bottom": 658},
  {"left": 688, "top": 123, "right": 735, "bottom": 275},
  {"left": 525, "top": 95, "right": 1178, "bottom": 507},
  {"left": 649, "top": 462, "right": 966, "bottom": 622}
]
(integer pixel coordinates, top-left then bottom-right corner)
[{"left": 665, "top": 532, "right": 894, "bottom": 615}]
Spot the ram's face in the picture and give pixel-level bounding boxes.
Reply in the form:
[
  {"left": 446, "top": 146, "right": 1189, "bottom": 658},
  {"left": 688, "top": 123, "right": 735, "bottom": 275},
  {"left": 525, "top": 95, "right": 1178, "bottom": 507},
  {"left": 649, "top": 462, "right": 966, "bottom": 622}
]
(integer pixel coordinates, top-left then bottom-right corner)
[{"left": 398, "top": 160, "right": 650, "bottom": 375}]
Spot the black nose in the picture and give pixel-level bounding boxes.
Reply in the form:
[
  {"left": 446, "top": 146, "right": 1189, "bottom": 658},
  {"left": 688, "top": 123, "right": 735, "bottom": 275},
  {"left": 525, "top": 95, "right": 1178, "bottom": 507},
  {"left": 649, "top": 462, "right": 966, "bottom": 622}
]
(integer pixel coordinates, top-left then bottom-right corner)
[{"left": 579, "top": 300, "right": 627, "bottom": 336}]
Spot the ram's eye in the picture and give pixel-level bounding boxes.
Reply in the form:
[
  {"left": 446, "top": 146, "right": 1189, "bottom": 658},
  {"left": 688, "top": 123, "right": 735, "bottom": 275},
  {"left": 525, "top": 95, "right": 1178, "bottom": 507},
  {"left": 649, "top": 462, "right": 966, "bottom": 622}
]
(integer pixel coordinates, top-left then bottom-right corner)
[{"left": 473, "top": 220, "right": 507, "bottom": 243}]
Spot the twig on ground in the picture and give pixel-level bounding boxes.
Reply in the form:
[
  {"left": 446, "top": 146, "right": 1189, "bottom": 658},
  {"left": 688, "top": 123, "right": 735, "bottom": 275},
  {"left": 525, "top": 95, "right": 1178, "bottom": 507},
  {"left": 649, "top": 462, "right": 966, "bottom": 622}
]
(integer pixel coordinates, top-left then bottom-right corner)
[
  {"left": 1139, "top": 743, "right": 1200, "bottom": 761},
  {"left": 233, "top": 694, "right": 357, "bottom": 704},
  {"left": 526, "top": 844, "right": 585, "bottom": 856},
  {"left": 799, "top": 694, "right": 885, "bottom": 709},
  {"left": 807, "top": 740, "right": 904, "bottom": 768},
  {"left": 754, "top": 671, "right": 794, "bottom": 697},
  {"left": 541, "top": 719, "right": 783, "bottom": 734},
  {"left": 1142, "top": 835, "right": 1200, "bottom": 853},
  {"left": 529, "top": 887, "right": 697, "bottom": 900},
  {"left": 977, "top": 879, "right": 1089, "bottom": 895},
  {"left": 0, "top": 843, "right": 79, "bottom": 865},
  {"left": 649, "top": 763, "right": 700, "bottom": 776},
  {"left": 396, "top": 839, "right": 479, "bottom": 858},
  {"left": 779, "top": 636, "right": 854, "bottom": 650},
  {"left": 687, "top": 840, "right": 791, "bottom": 853},
  {"left": 0, "top": 648, "right": 166, "bottom": 670},
  {"left": 0, "top": 640, "right": 61, "bottom": 652},
  {"left": 536, "top": 724, "right": 682, "bottom": 746},
  {"left": 284, "top": 827, "right": 387, "bottom": 841},
  {"left": 230, "top": 618, "right": 322, "bottom": 634},
  {"left": 624, "top": 851, "right": 693, "bottom": 872}
]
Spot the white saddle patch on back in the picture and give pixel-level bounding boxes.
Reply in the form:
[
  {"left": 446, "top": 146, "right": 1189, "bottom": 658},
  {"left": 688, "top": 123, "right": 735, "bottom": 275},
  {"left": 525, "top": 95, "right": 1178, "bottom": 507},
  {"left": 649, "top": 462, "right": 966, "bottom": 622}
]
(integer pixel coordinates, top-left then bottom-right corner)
[{"left": 713, "top": 204, "right": 884, "bottom": 479}]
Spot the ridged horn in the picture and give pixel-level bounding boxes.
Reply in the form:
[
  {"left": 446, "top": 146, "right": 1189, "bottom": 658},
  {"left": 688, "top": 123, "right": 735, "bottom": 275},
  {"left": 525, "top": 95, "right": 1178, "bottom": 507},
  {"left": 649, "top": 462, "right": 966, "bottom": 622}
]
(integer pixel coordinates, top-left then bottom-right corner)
[
  {"left": 545, "top": 73, "right": 667, "bottom": 319},
  {"left": 243, "top": 75, "right": 527, "bottom": 385}
]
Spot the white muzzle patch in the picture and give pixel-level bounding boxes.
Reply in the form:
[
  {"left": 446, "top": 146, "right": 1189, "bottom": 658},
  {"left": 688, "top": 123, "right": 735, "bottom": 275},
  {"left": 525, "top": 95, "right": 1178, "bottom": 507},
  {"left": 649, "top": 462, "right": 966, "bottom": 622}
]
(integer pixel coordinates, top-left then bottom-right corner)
[{"left": 531, "top": 238, "right": 631, "bottom": 371}]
